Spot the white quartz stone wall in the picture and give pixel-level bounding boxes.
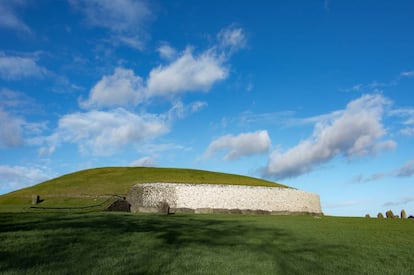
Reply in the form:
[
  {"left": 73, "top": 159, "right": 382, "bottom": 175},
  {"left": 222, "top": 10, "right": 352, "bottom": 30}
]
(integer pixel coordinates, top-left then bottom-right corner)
[{"left": 127, "top": 183, "right": 322, "bottom": 215}]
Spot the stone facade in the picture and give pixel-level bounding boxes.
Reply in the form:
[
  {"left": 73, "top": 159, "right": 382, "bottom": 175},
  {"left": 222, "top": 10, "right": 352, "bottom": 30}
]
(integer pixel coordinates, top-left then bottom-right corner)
[{"left": 127, "top": 183, "right": 323, "bottom": 215}]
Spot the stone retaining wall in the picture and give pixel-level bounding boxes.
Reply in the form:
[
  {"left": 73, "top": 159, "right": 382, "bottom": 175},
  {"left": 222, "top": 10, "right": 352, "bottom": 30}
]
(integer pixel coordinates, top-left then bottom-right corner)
[{"left": 127, "top": 183, "right": 323, "bottom": 215}]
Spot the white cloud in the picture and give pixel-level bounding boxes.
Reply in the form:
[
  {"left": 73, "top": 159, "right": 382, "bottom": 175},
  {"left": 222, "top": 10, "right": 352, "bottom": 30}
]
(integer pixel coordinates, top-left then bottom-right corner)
[
  {"left": 396, "top": 160, "right": 414, "bottom": 177},
  {"left": 146, "top": 26, "right": 246, "bottom": 96},
  {"left": 354, "top": 159, "right": 414, "bottom": 182},
  {"left": 70, "top": 0, "right": 152, "bottom": 50},
  {"left": 0, "top": 108, "right": 24, "bottom": 147},
  {"left": 56, "top": 108, "right": 168, "bottom": 156},
  {"left": 158, "top": 44, "right": 177, "bottom": 60},
  {"left": 0, "top": 0, "right": 31, "bottom": 33},
  {"left": 80, "top": 67, "right": 144, "bottom": 109},
  {"left": 38, "top": 145, "right": 56, "bottom": 156},
  {"left": 147, "top": 48, "right": 228, "bottom": 96},
  {"left": 71, "top": 0, "right": 151, "bottom": 32},
  {"left": 115, "top": 35, "right": 145, "bottom": 50},
  {"left": 0, "top": 165, "right": 50, "bottom": 194},
  {"left": 190, "top": 101, "right": 208, "bottom": 113},
  {"left": 81, "top": 26, "right": 246, "bottom": 106},
  {"left": 0, "top": 53, "right": 48, "bottom": 80},
  {"left": 383, "top": 196, "right": 414, "bottom": 207},
  {"left": 0, "top": 90, "right": 47, "bottom": 148},
  {"left": 167, "top": 100, "right": 207, "bottom": 121},
  {"left": 0, "top": 88, "right": 36, "bottom": 109},
  {"left": 129, "top": 156, "right": 156, "bottom": 167},
  {"left": 203, "top": 130, "right": 271, "bottom": 160},
  {"left": 352, "top": 172, "right": 388, "bottom": 183},
  {"left": 263, "top": 94, "right": 396, "bottom": 179},
  {"left": 217, "top": 26, "right": 247, "bottom": 54},
  {"left": 391, "top": 108, "right": 414, "bottom": 125}
]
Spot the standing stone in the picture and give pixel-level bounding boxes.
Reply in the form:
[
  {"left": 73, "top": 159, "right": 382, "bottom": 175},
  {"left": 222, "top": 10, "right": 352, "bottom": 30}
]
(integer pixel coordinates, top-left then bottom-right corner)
[
  {"left": 401, "top": 209, "right": 407, "bottom": 219},
  {"left": 377, "top": 212, "right": 384, "bottom": 219},
  {"left": 32, "top": 195, "right": 40, "bottom": 205},
  {"left": 386, "top": 210, "right": 394, "bottom": 219},
  {"left": 158, "top": 201, "right": 170, "bottom": 215},
  {"left": 365, "top": 214, "right": 370, "bottom": 218}
]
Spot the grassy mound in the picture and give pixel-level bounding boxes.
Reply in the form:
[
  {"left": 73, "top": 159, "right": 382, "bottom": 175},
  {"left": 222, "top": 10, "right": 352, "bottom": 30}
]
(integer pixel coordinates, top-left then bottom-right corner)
[{"left": 0, "top": 167, "right": 286, "bottom": 210}]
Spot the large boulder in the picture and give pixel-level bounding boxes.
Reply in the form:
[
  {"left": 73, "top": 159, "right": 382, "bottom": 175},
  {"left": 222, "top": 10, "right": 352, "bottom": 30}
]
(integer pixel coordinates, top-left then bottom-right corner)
[
  {"left": 386, "top": 210, "right": 394, "bottom": 219},
  {"left": 377, "top": 212, "right": 384, "bottom": 219},
  {"left": 401, "top": 209, "right": 407, "bottom": 219}
]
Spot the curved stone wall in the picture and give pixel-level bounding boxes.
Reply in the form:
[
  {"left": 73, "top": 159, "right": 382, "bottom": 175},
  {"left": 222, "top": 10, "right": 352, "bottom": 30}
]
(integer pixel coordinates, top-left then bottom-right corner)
[{"left": 127, "top": 183, "right": 323, "bottom": 215}]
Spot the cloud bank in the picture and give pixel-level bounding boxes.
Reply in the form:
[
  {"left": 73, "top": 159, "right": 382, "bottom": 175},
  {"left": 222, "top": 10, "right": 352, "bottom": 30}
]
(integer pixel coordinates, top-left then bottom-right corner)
[
  {"left": 9, "top": 26, "right": 246, "bottom": 158},
  {"left": 263, "top": 94, "right": 396, "bottom": 179},
  {"left": 80, "top": 26, "right": 245, "bottom": 109}
]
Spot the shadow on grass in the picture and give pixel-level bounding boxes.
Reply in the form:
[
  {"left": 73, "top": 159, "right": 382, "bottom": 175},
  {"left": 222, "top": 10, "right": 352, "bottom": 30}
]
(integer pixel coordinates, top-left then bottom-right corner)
[{"left": 0, "top": 212, "right": 349, "bottom": 274}]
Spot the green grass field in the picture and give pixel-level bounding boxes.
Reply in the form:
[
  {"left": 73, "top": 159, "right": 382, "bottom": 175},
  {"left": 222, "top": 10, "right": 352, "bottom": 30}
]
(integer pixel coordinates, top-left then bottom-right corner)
[
  {"left": 1, "top": 211, "right": 413, "bottom": 274},
  {"left": 0, "top": 167, "right": 286, "bottom": 211}
]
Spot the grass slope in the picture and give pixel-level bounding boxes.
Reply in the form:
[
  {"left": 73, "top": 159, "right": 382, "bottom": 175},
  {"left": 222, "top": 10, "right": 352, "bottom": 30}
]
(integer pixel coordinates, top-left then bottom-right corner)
[
  {"left": 1, "top": 212, "right": 413, "bottom": 274},
  {"left": 0, "top": 167, "right": 286, "bottom": 209}
]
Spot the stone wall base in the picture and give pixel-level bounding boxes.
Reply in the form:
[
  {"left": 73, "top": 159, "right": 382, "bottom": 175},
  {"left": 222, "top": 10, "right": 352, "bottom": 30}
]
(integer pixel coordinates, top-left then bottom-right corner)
[{"left": 127, "top": 183, "right": 323, "bottom": 216}]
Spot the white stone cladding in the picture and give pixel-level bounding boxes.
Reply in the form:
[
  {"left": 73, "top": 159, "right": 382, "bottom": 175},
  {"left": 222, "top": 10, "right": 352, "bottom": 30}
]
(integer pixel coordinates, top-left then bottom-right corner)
[{"left": 127, "top": 183, "right": 322, "bottom": 215}]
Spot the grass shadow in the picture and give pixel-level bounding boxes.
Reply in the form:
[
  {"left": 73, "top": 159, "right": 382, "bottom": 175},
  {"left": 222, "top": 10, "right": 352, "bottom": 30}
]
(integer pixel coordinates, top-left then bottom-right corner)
[{"left": 0, "top": 212, "right": 353, "bottom": 274}]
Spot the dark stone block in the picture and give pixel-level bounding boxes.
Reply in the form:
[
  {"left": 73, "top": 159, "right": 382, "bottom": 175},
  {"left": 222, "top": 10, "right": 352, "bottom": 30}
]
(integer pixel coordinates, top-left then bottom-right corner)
[{"left": 106, "top": 199, "right": 131, "bottom": 212}]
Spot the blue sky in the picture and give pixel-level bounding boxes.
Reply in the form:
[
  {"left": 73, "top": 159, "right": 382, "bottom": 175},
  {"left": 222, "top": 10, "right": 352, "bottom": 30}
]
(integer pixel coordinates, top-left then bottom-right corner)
[{"left": 1, "top": 0, "right": 414, "bottom": 217}]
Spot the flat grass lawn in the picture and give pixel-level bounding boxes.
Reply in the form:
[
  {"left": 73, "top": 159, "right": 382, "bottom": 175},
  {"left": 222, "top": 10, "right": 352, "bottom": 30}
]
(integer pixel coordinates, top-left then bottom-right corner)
[{"left": 1, "top": 212, "right": 413, "bottom": 274}]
